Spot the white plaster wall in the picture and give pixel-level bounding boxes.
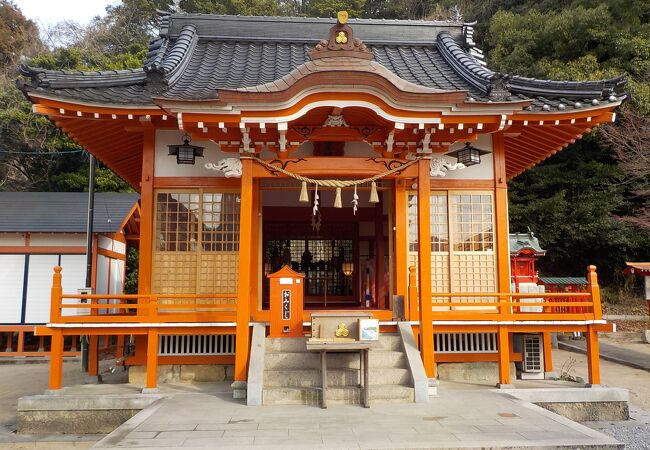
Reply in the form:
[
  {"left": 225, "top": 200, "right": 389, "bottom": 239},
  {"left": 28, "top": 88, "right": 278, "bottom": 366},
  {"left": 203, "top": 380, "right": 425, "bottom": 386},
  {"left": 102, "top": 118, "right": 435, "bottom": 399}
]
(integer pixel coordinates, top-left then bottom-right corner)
[
  {"left": 0, "top": 255, "right": 25, "bottom": 323},
  {"left": 60, "top": 254, "right": 88, "bottom": 317},
  {"left": 156, "top": 129, "right": 237, "bottom": 178},
  {"left": 0, "top": 234, "right": 25, "bottom": 246},
  {"left": 155, "top": 129, "right": 493, "bottom": 180},
  {"left": 113, "top": 240, "right": 126, "bottom": 254},
  {"left": 24, "top": 255, "right": 59, "bottom": 324},
  {"left": 435, "top": 134, "right": 494, "bottom": 180},
  {"left": 29, "top": 234, "right": 86, "bottom": 247},
  {"left": 110, "top": 259, "right": 125, "bottom": 295},
  {"left": 98, "top": 236, "right": 113, "bottom": 251}
]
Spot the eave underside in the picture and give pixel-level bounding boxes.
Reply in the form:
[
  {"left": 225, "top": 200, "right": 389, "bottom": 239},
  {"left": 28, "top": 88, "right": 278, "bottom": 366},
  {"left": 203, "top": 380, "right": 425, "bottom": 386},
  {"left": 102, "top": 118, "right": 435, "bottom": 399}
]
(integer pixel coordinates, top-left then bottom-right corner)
[{"left": 26, "top": 90, "right": 618, "bottom": 189}]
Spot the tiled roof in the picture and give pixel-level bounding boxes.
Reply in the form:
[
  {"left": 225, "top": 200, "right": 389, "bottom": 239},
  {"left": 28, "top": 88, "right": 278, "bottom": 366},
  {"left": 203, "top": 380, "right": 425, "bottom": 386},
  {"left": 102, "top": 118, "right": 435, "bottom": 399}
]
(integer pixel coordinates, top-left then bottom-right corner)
[
  {"left": 0, "top": 192, "right": 139, "bottom": 233},
  {"left": 538, "top": 277, "right": 587, "bottom": 286},
  {"left": 509, "top": 232, "right": 546, "bottom": 255},
  {"left": 17, "top": 13, "right": 627, "bottom": 110}
]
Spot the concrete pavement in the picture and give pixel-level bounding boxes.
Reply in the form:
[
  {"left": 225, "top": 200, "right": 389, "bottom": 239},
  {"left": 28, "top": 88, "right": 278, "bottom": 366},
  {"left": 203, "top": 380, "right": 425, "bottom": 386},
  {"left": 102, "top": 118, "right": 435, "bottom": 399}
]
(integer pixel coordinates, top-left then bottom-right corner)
[{"left": 92, "top": 382, "right": 621, "bottom": 449}]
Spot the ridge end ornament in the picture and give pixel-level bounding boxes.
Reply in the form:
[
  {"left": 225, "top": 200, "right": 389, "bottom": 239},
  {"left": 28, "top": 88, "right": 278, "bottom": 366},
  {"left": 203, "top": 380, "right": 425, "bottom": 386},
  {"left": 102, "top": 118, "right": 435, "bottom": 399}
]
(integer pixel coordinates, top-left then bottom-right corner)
[
  {"left": 429, "top": 158, "right": 466, "bottom": 177},
  {"left": 488, "top": 73, "right": 511, "bottom": 101},
  {"left": 205, "top": 158, "right": 242, "bottom": 177}
]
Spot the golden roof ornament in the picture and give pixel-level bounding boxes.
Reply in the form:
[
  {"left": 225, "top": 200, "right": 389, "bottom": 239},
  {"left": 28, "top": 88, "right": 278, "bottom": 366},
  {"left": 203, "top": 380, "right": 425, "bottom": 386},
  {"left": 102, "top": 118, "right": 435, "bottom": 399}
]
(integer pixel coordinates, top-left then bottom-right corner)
[{"left": 309, "top": 10, "right": 373, "bottom": 61}]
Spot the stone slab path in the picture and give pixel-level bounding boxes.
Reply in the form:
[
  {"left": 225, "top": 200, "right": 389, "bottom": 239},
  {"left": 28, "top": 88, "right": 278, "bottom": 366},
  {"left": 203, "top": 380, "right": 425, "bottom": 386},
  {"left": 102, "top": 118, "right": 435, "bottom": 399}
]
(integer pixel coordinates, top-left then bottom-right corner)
[{"left": 93, "top": 383, "right": 620, "bottom": 449}]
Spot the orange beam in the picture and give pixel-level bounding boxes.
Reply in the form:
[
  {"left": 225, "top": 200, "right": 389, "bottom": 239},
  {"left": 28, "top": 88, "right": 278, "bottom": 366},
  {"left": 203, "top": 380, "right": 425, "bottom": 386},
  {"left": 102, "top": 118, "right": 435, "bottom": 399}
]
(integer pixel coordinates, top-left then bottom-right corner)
[{"left": 0, "top": 246, "right": 86, "bottom": 254}]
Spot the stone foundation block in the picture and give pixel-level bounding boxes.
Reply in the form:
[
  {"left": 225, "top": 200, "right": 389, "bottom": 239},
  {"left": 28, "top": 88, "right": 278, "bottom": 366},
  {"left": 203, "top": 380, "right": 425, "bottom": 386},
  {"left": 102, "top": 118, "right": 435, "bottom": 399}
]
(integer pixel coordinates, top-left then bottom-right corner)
[
  {"left": 537, "top": 401, "right": 629, "bottom": 422},
  {"left": 436, "top": 362, "right": 515, "bottom": 384},
  {"left": 128, "top": 364, "right": 234, "bottom": 385},
  {"left": 17, "top": 395, "right": 159, "bottom": 434}
]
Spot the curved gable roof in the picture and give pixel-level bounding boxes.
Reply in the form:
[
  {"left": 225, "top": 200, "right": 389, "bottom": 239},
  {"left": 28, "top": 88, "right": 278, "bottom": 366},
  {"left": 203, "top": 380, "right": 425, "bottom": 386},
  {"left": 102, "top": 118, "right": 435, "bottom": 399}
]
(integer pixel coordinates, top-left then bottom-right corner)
[{"left": 18, "top": 13, "right": 626, "bottom": 112}]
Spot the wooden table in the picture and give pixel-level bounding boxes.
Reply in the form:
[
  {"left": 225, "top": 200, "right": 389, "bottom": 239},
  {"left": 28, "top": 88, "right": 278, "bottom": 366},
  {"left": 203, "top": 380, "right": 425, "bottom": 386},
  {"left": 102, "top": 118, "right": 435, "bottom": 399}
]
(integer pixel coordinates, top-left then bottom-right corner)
[{"left": 305, "top": 340, "right": 379, "bottom": 409}]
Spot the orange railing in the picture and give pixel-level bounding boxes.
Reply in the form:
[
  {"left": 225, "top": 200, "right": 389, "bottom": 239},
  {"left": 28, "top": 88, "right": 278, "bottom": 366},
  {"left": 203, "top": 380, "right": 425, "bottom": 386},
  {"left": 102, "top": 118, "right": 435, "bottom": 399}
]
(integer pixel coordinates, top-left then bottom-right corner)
[
  {"left": 49, "top": 267, "right": 237, "bottom": 324},
  {"left": 407, "top": 265, "right": 602, "bottom": 322}
]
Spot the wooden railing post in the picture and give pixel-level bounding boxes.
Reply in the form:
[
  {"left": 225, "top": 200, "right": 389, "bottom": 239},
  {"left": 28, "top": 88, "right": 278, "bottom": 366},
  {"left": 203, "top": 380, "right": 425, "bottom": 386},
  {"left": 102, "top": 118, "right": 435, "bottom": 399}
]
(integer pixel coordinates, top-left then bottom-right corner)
[
  {"left": 587, "top": 265, "right": 602, "bottom": 320},
  {"left": 50, "top": 266, "right": 63, "bottom": 323},
  {"left": 48, "top": 331, "right": 64, "bottom": 391},
  {"left": 408, "top": 266, "right": 418, "bottom": 321},
  {"left": 148, "top": 296, "right": 158, "bottom": 322}
]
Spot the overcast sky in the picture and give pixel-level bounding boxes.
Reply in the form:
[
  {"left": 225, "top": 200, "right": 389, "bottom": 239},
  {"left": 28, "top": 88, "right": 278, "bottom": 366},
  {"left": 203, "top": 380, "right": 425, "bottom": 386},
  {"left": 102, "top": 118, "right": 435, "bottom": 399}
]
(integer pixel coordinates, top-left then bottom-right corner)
[{"left": 13, "top": 0, "right": 117, "bottom": 27}]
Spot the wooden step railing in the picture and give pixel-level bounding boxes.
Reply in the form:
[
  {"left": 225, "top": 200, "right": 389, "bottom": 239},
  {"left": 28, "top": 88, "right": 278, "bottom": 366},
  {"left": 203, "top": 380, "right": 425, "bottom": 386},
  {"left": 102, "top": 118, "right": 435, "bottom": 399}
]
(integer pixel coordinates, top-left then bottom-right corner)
[
  {"left": 49, "top": 266, "right": 237, "bottom": 324},
  {"left": 407, "top": 265, "right": 602, "bottom": 322}
]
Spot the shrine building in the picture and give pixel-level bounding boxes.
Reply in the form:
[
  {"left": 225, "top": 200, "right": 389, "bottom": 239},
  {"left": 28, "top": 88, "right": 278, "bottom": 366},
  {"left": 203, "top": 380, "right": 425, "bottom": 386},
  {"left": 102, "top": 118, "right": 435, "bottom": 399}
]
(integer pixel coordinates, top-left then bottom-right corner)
[{"left": 18, "top": 11, "right": 625, "bottom": 402}]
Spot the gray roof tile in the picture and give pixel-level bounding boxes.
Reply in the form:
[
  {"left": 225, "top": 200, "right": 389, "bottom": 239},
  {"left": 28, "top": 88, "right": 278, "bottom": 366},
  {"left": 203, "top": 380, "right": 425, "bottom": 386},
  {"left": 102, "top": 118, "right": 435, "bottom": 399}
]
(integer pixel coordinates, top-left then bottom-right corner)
[
  {"left": 17, "top": 14, "right": 627, "bottom": 111},
  {"left": 0, "top": 192, "right": 139, "bottom": 233}
]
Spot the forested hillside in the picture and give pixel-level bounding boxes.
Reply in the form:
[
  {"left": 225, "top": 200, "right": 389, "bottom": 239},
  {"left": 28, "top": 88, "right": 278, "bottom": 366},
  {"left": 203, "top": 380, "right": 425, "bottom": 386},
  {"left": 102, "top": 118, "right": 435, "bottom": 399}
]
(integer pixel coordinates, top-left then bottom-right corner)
[{"left": 1, "top": 0, "right": 648, "bottom": 284}]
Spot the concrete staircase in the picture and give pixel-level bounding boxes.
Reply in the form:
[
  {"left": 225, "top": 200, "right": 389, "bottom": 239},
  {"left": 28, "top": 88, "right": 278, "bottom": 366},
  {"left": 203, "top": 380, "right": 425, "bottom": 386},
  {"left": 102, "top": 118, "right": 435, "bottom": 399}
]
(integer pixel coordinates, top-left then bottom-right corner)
[{"left": 262, "top": 334, "right": 415, "bottom": 405}]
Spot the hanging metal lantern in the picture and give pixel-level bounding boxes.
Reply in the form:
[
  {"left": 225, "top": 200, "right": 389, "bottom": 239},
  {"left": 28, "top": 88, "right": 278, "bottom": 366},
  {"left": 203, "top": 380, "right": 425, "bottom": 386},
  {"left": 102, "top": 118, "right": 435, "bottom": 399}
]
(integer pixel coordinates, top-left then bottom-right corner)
[
  {"left": 447, "top": 142, "right": 487, "bottom": 167},
  {"left": 168, "top": 134, "right": 204, "bottom": 165},
  {"left": 342, "top": 262, "right": 354, "bottom": 277}
]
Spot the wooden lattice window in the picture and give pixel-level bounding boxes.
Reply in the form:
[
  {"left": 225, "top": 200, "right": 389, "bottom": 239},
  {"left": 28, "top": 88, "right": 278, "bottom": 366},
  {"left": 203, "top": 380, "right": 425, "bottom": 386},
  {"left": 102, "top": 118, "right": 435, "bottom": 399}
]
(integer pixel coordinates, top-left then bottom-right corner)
[
  {"left": 451, "top": 194, "right": 493, "bottom": 252},
  {"left": 406, "top": 191, "right": 496, "bottom": 299},
  {"left": 407, "top": 193, "right": 448, "bottom": 252},
  {"left": 153, "top": 190, "right": 240, "bottom": 300}
]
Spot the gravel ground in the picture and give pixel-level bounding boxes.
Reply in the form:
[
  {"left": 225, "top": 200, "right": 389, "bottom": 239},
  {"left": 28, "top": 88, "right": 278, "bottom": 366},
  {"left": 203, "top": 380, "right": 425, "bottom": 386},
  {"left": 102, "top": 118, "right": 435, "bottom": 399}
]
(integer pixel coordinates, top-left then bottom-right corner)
[{"left": 586, "top": 405, "right": 650, "bottom": 450}]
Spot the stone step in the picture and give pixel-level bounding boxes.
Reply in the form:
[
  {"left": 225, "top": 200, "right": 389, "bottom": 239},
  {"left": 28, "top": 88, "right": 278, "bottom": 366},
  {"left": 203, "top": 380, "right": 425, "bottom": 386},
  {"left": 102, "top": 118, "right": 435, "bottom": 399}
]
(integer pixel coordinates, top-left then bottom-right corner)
[
  {"left": 265, "top": 334, "right": 403, "bottom": 353},
  {"left": 264, "top": 350, "right": 407, "bottom": 370},
  {"left": 263, "top": 367, "right": 411, "bottom": 387},
  {"left": 263, "top": 385, "right": 415, "bottom": 406}
]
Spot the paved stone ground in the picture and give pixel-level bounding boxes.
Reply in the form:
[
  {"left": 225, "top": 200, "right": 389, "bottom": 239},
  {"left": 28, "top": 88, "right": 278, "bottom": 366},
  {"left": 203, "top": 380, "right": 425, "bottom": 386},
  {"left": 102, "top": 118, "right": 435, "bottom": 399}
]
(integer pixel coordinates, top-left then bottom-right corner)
[
  {"left": 0, "top": 359, "right": 122, "bottom": 450},
  {"left": 92, "top": 383, "right": 620, "bottom": 449}
]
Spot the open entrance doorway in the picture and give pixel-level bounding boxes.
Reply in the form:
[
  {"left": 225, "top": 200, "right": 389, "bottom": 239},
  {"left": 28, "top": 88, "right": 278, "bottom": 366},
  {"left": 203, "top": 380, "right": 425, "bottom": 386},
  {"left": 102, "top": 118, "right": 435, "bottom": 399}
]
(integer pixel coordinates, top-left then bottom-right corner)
[{"left": 260, "top": 179, "right": 392, "bottom": 311}]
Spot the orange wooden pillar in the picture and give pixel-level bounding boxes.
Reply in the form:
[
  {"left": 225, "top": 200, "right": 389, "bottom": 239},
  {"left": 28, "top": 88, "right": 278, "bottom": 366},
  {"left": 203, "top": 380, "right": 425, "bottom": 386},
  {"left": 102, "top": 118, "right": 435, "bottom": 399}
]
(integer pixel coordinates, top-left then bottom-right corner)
[
  {"left": 492, "top": 133, "right": 511, "bottom": 297},
  {"left": 48, "top": 266, "right": 64, "bottom": 390},
  {"left": 416, "top": 159, "right": 435, "bottom": 378},
  {"left": 234, "top": 158, "right": 254, "bottom": 382},
  {"left": 586, "top": 265, "right": 602, "bottom": 386},
  {"left": 497, "top": 325, "right": 511, "bottom": 386},
  {"left": 374, "top": 193, "right": 385, "bottom": 309},
  {"left": 88, "top": 336, "right": 99, "bottom": 377},
  {"left": 250, "top": 179, "right": 260, "bottom": 315},
  {"left": 145, "top": 329, "right": 159, "bottom": 390},
  {"left": 137, "top": 127, "right": 155, "bottom": 367},
  {"left": 542, "top": 332, "right": 553, "bottom": 374},
  {"left": 48, "top": 331, "right": 64, "bottom": 391},
  {"left": 17, "top": 330, "right": 24, "bottom": 354},
  {"left": 493, "top": 133, "right": 512, "bottom": 387},
  {"left": 394, "top": 180, "right": 408, "bottom": 318},
  {"left": 116, "top": 335, "right": 125, "bottom": 361},
  {"left": 585, "top": 326, "right": 601, "bottom": 386}
]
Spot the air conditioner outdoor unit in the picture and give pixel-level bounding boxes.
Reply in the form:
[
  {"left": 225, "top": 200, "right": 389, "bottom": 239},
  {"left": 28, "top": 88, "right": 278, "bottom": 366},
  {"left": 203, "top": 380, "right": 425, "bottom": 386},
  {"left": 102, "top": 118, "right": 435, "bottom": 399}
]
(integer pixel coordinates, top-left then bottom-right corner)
[{"left": 521, "top": 334, "right": 544, "bottom": 380}]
